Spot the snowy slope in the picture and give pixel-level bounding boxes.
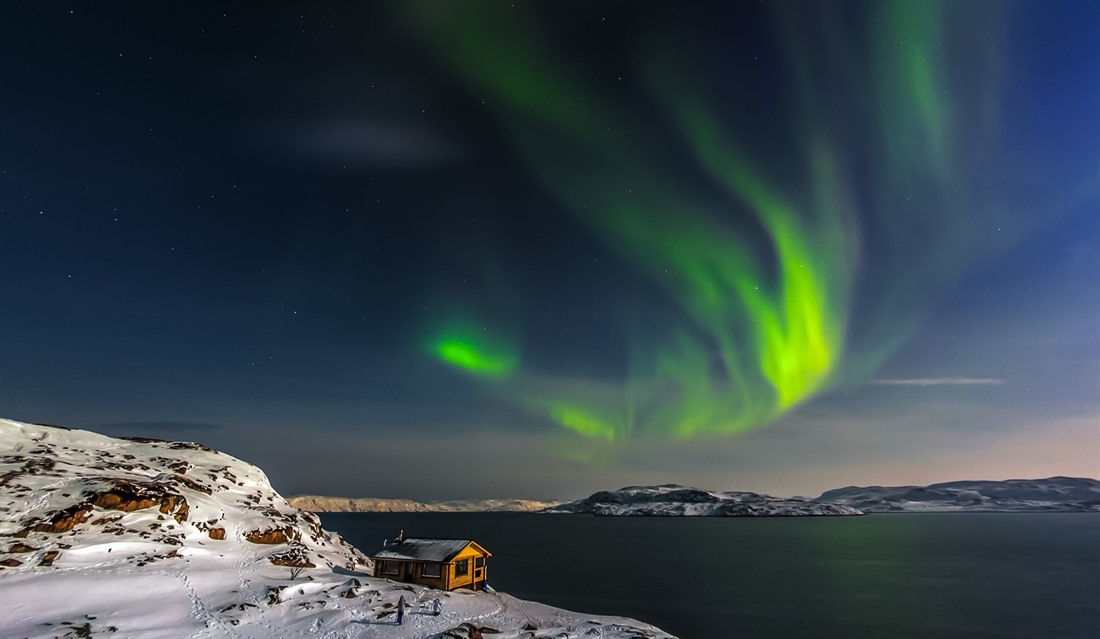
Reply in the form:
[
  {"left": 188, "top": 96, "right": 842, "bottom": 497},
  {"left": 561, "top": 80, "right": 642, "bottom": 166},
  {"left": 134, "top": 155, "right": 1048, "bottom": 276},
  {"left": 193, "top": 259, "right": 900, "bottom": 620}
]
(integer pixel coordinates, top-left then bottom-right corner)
[
  {"left": 288, "top": 495, "right": 561, "bottom": 513},
  {"left": 0, "top": 418, "right": 673, "bottom": 639},
  {"left": 548, "top": 484, "right": 863, "bottom": 516},
  {"left": 817, "top": 477, "right": 1100, "bottom": 512}
]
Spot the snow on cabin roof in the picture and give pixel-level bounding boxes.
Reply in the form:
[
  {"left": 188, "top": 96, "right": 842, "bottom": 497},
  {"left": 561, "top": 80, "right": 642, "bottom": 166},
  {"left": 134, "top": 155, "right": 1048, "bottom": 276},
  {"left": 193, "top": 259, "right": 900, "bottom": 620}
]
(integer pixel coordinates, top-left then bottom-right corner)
[{"left": 370, "top": 537, "right": 488, "bottom": 562}]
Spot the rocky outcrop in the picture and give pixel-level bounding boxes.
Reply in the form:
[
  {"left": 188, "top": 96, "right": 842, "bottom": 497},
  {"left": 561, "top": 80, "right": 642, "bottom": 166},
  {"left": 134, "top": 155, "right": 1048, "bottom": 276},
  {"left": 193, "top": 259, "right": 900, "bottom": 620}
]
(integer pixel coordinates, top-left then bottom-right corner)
[
  {"left": 0, "top": 418, "right": 371, "bottom": 577},
  {"left": 245, "top": 527, "right": 297, "bottom": 545},
  {"left": 269, "top": 545, "right": 316, "bottom": 568},
  {"left": 38, "top": 550, "right": 60, "bottom": 566},
  {"left": 88, "top": 479, "right": 190, "bottom": 523},
  {"left": 13, "top": 479, "right": 193, "bottom": 541},
  {"left": 30, "top": 504, "right": 94, "bottom": 533}
]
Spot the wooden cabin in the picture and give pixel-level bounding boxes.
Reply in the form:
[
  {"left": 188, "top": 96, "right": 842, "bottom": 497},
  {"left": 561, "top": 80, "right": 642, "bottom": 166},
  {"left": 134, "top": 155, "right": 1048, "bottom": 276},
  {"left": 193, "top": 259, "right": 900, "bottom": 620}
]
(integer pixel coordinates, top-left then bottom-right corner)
[{"left": 369, "top": 531, "right": 491, "bottom": 591}]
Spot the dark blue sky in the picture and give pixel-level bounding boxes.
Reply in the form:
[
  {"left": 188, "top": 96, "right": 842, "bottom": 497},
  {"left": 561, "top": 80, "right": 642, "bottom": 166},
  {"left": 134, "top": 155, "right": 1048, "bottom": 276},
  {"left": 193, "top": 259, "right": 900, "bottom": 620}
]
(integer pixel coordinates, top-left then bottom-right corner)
[{"left": 2, "top": 1, "right": 1097, "bottom": 500}]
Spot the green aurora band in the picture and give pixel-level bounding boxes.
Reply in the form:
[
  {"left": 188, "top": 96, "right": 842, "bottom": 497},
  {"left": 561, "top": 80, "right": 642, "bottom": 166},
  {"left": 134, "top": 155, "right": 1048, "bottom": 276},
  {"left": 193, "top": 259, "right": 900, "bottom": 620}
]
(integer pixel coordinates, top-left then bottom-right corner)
[
  {"left": 434, "top": 337, "right": 517, "bottom": 379},
  {"left": 427, "top": 317, "right": 519, "bottom": 378},
  {"left": 412, "top": 1, "right": 1023, "bottom": 443}
]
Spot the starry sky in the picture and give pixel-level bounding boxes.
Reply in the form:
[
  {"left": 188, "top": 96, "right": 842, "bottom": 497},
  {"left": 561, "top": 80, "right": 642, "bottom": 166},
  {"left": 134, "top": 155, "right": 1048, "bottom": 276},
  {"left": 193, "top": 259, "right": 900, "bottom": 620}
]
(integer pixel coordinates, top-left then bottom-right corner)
[{"left": 2, "top": 1, "right": 1098, "bottom": 500}]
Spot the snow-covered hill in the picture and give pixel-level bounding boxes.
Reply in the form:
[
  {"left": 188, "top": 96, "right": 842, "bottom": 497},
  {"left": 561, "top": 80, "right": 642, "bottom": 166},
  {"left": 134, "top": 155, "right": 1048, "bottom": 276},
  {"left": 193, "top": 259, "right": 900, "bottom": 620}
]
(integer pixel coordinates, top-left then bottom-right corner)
[
  {"left": 817, "top": 477, "right": 1100, "bottom": 512},
  {"left": 547, "top": 484, "right": 863, "bottom": 517},
  {"left": 0, "top": 418, "right": 673, "bottom": 639},
  {"left": 288, "top": 495, "right": 561, "bottom": 513}
]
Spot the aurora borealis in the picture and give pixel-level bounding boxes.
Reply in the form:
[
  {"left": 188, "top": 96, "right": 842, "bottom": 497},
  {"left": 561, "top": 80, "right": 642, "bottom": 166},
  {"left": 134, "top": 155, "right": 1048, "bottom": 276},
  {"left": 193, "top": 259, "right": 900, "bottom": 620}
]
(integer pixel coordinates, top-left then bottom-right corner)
[
  {"left": 413, "top": 0, "right": 1087, "bottom": 444},
  {"left": 1, "top": 1, "right": 1097, "bottom": 499},
  {"left": 411, "top": 1, "right": 856, "bottom": 440}
]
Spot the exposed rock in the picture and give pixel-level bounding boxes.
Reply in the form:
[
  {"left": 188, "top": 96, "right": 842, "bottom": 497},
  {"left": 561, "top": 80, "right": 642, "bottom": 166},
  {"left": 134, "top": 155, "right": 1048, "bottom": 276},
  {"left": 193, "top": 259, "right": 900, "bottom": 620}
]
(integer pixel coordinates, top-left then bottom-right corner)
[
  {"left": 208, "top": 527, "right": 226, "bottom": 540},
  {"left": 90, "top": 485, "right": 162, "bottom": 512},
  {"left": 270, "top": 554, "right": 316, "bottom": 568},
  {"left": 269, "top": 544, "right": 316, "bottom": 567},
  {"left": 32, "top": 503, "right": 94, "bottom": 533},
  {"left": 449, "top": 623, "right": 499, "bottom": 639},
  {"left": 266, "top": 586, "right": 285, "bottom": 606},
  {"left": 90, "top": 515, "right": 122, "bottom": 526},
  {"left": 0, "top": 456, "right": 56, "bottom": 488},
  {"left": 245, "top": 527, "right": 295, "bottom": 544},
  {"left": 118, "top": 436, "right": 166, "bottom": 444},
  {"left": 171, "top": 473, "right": 211, "bottom": 495},
  {"left": 65, "top": 622, "right": 92, "bottom": 637},
  {"left": 341, "top": 577, "right": 362, "bottom": 597},
  {"left": 70, "top": 479, "right": 195, "bottom": 527},
  {"left": 168, "top": 441, "right": 216, "bottom": 453},
  {"left": 172, "top": 500, "right": 190, "bottom": 524},
  {"left": 158, "top": 494, "right": 186, "bottom": 516},
  {"left": 8, "top": 542, "right": 36, "bottom": 553},
  {"left": 39, "top": 550, "right": 60, "bottom": 566}
]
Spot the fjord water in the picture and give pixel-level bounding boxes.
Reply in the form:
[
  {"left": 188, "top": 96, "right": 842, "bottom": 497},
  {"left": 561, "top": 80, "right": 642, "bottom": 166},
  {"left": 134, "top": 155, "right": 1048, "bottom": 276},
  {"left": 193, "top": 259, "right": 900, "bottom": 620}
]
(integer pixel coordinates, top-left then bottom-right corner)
[{"left": 319, "top": 512, "right": 1100, "bottom": 638}]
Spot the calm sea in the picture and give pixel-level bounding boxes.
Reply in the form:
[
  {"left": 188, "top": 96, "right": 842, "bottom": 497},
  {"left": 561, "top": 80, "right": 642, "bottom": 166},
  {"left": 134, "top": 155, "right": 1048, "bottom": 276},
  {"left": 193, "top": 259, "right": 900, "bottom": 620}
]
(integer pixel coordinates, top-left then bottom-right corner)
[{"left": 318, "top": 512, "right": 1100, "bottom": 638}]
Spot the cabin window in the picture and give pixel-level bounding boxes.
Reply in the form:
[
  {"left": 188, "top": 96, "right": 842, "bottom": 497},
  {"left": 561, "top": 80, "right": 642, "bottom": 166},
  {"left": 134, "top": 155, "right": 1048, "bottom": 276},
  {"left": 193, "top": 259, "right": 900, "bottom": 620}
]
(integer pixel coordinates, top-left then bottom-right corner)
[
  {"left": 381, "top": 560, "right": 399, "bottom": 575},
  {"left": 421, "top": 563, "right": 441, "bottom": 578},
  {"left": 454, "top": 559, "right": 469, "bottom": 577},
  {"left": 475, "top": 557, "right": 486, "bottom": 568}
]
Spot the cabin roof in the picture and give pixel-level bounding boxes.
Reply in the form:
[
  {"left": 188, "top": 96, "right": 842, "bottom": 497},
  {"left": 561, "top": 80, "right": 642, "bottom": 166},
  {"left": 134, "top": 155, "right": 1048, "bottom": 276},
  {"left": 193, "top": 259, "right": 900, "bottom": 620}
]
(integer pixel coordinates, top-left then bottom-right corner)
[{"left": 370, "top": 537, "right": 491, "bottom": 562}]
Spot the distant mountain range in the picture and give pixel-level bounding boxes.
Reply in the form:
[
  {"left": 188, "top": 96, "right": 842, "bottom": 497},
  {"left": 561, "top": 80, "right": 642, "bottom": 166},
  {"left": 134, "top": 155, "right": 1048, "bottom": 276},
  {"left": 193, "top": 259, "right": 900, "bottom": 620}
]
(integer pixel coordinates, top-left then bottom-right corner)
[
  {"left": 289, "top": 477, "right": 1100, "bottom": 516},
  {"left": 287, "top": 495, "right": 561, "bottom": 513},
  {"left": 816, "top": 476, "right": 1100, "bottom": 512},
  {"left": 546, "top": 484, "right": 863, "bottom": 517}
]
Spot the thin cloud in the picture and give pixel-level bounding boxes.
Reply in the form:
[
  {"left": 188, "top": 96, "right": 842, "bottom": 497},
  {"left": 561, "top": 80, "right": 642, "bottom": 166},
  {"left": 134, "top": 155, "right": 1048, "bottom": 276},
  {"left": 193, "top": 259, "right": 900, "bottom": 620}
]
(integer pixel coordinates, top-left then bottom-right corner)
[
  {"left": 870, "top": 377, "right": 1006, "bottom": 386},
  {"left": 294, "top": 118, "right": 465, "bottom": 168}
]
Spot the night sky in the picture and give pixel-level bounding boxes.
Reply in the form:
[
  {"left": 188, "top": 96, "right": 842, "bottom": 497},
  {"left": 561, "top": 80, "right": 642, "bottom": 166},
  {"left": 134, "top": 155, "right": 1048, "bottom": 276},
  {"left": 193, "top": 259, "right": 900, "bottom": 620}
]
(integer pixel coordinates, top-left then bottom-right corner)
[{"left": 2, "top": 1, "right": 1098, "bottom": 500}]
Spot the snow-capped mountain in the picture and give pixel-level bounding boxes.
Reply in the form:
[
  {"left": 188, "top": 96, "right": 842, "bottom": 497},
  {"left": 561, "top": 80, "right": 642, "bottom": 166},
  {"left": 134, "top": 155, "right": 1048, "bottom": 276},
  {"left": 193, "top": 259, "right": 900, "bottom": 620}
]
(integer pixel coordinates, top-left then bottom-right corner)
[
  {"left": 0, "top": 418, "right": 673, "bottom": 639},
  {"left": 547, "top": 484, "right": 863, "bottom": 516},
  {"left": 817, "top": 477, "right": 1100, "bottom": 512},
  {"left": 288, "top": 495, "right": 561, "bottom": 513}
]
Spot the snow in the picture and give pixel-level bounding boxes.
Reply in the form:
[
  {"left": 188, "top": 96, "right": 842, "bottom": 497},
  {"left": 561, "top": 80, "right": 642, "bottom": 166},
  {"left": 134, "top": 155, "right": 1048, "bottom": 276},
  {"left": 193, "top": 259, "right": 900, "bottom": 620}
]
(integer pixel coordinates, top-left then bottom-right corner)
[{"left": 0, "top": 418, "right": 673, "bottom": 638}]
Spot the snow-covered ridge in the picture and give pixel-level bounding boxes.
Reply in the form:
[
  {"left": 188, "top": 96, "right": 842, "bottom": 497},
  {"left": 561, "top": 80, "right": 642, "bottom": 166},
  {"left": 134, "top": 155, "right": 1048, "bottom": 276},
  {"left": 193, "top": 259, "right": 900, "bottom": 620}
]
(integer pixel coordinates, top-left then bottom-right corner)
[
  {"left": 288, "top": 495, "right": 561, "bottom": 513},
  {"left": 0, "top": 418, "right": 674, "bottom": 638},
  {"left": 0, "top": 419, "right": 367, "bottom": 573},
  {"left": 548, "top": 484, "right": 863, "bottom": 517},
  {"left": 817, "top": 477, "right": 1100, "bottom": 512}
]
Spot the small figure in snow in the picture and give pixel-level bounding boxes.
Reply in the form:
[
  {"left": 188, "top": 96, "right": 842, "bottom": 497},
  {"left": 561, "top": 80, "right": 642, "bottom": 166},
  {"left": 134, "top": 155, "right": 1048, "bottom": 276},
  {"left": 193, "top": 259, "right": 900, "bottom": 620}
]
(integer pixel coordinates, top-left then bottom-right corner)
[
  {"left": 432, "top": 597, "right": 442, "bottom": 616},
  {"left": 396, "top": 595, "right": 406, "bottom": 625}
]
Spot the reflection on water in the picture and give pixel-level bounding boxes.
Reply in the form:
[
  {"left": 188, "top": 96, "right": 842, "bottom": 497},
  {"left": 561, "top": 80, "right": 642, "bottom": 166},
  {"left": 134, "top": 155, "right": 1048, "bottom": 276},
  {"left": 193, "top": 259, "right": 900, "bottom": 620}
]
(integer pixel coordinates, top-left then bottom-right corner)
[{"left": 319, "top": 512, "right": 1100, "bottom": 638}]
